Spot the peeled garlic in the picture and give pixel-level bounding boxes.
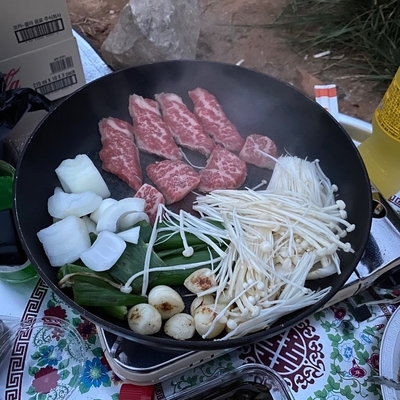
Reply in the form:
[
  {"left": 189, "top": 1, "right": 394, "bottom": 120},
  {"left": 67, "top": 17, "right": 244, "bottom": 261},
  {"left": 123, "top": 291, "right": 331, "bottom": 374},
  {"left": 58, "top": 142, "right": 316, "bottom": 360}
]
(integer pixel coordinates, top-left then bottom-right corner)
[
  {"left": 184, "top": 268, "right": 218, "bottom": 294},
  {"left": 164, "top": 313, "right": 195, "bottom": 340},
  {"left": 194, "top": 305, "right": 226, "bottom": 339},
  {"left": 148, "top": 285, "right": 185, "bottom": 320},
  {"left": 127, "top": 303, "right": 162, "bottom": 335},
  {"left": 190, "top": 295, "right": 215, "bottom": 317}
]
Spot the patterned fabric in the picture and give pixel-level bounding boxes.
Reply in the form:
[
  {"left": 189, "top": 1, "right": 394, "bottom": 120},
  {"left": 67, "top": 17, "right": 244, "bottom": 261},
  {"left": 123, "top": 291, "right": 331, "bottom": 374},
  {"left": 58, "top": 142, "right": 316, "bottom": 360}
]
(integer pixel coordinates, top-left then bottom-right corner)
[{"left": 1, "top": 279, "right": 396, "bottom": 399}]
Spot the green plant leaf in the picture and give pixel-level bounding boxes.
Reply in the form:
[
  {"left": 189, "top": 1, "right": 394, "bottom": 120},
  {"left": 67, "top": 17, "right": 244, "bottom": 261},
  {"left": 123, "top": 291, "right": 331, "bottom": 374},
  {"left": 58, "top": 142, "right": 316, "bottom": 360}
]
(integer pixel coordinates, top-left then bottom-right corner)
[
  {"left": 330, "top": 363, "right": 341, "bottom": 375},
  {"left": 58, "top": 359, "right": 69, "bottom": 370},
  {"left": 28, "top": 366, "right": 40, "bottom": 376},
  {"left": 88, "top": 335, "right": 97, "bottom": 345},
  {"left": 57, "top": 339, "right": 67, "bottom": 350},
  {"left": 92, "top": 347, "right": 104, "bottom": 358},
  {"left": 102, "top": 378, "right": 111, "bottom": 387},
  {"left": 26, "top": 386, "right": 36, "bottom": 395},
  {"left": 59, "top": 369, "right": 71, "bottom": 380},
  {"left": 328, "top": 333, "right": 342, "bottom": 343},
  {"left": 314, "top": 388, "right": 328, "bottom": 399},
  {"left": 31, "top": 351, "right": 41, "bottom": 360},
  {"left": 68, "top": 367, "right": 82, "bottom": 388},
  {"left": 79, "top": 382, "right": 90, "bottom": 394},
  {"left": 327, "top": 375, "right": 340, "bottom": 391},
  {"left": 340, "top": 385, "right": 355, "bottom": 399}
]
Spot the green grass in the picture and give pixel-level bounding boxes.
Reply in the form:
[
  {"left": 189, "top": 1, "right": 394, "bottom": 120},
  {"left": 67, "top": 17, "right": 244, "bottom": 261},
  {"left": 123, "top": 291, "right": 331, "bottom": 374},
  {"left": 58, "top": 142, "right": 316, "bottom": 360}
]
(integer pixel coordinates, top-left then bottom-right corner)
[{"left": 274, "top": 0, "right": 400, "bottom": 81}]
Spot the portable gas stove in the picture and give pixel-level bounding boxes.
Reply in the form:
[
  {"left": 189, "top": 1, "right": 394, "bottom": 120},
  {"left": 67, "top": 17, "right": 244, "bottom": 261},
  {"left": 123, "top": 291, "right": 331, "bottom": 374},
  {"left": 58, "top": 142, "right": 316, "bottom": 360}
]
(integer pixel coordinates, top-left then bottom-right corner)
[{"left": 95, "top": 192, "right": 400, "bottom": 385}]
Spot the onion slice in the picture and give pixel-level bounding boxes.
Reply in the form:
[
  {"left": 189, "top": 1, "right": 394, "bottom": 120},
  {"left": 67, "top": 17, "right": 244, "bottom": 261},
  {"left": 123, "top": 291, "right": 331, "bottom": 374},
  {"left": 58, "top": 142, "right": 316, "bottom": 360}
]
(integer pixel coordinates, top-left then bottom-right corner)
[
  {"left": 47, "top": 188, "right": 102, "bottom": 219},
  {"left": 37, "top": 215, "right": 91, "bottom": 266},
  {"left": 90, "top": 198, "right": 117, "bottom": 224},
  {"left": 96, "top": 198, "right": 146, "bottom": 233},
  {"left": 117, "top": 226, "right": 141, "bottom": 244},
  {"left": 55, "top": 154, "right": 111, "bottom": 198},
  {"left": 118, "top": 211, "right": 149, "bottom": 231},
  {"left": 80, "top": 231, "right": 126, "bottom": 272}
]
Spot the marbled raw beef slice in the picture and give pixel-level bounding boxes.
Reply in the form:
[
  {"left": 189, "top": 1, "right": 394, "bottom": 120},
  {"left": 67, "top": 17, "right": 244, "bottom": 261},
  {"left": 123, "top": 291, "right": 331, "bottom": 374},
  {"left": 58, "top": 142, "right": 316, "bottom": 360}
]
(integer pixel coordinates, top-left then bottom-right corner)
[
  {"left": 188, "top": 87, "right": 245, "bottom": 153},
  {"left": 239, "top": 134, "right": 278, "bottom": 170},
  {"left": 155, "top": 92, "right": 215, "bottom": 157},
  {"left": 98, "top": 118, "right": 143, "bottom": 191},
  {"left": 146, "top": 160, "right": 200, "bottom": 205},
  {"left": 198, "top": 145, "right": 247, "bottom": 193},
  {"left": 129, "top": 94, "right": 182, "bottom": 161},
  {"left": 134, "top": 183, "right": 165, "bottom": 225}
]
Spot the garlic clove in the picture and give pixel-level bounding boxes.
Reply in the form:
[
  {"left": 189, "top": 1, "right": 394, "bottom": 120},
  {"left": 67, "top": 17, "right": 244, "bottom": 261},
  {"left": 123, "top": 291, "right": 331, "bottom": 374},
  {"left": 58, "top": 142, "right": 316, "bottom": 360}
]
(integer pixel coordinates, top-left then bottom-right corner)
[
  {"left": 148, "top": 285, "right": 185, "bottom": 320},
  {"left": 164, "top": 313, "right": 195, "bottom": 340},
  {"left": 190, "top": 295, "right": 215, "bottom": 317},
  {"left": 184, "top": 268, "right": 218, "bottom": 294},
  {"left": 194, "top": 305, "right": 226, "bottom": 339},
  {"left": 127, "top": 303, "right": 162, "bottom": 335}
]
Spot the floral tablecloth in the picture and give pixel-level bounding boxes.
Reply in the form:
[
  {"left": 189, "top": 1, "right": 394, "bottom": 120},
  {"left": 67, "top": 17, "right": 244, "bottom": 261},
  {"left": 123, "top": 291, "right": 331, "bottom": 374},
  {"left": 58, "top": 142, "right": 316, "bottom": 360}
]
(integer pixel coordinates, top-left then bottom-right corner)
[{"left": 0, "top": 277, "right": 397, "bottom": 400}]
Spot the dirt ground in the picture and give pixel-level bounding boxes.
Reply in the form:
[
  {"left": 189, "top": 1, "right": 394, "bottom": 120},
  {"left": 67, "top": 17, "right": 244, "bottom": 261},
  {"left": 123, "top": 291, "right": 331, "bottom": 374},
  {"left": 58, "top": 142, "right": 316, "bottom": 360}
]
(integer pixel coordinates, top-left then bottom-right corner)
[{"left": 66, "top": 0, "right": 384, "bottom": 123}]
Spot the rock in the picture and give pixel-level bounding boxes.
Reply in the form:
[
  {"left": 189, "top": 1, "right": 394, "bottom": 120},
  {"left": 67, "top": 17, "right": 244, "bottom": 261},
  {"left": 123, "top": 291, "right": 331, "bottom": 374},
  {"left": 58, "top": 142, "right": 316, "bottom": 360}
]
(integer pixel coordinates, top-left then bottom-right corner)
[{"left": 101, "top": 0, "right": 200, "bottom": 70}]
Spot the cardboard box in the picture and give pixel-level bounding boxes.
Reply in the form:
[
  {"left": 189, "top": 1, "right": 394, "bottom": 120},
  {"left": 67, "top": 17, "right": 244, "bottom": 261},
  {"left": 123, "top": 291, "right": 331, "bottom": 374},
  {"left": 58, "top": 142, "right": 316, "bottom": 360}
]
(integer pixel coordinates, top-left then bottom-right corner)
[
  {"left": 0, "top": 0, "right": 73, "bottom": 60},
  {"left": 0, "top": 37, "right": 86, "bottom": 101}
]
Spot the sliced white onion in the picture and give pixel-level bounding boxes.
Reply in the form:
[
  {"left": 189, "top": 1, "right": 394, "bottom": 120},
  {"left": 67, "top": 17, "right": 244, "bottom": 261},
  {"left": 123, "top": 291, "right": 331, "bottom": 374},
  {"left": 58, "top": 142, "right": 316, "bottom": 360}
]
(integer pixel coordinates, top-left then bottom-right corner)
[
  {"left": 81, "top": 216, "right": 97, "bottom": 234},
  {"left": 55, "top": 154, "right": 111, "bottom": 198},
  {"left": 90, "top": 198, "right": 117, "bottom": 224},
  {"left": 96, "top": 198, "right": 146, "bottom": 233},
  {"left": 80, "top": 231, "right": 126, "bottom": 272},
  {"left": 47, "top": 188, "right": 102, "bottom": 219},
  {"left": 118, "top": 211, "right": 149, "bottom": 231},
  {"left": 37, "top": 215, "right": 91, "bottom": 266},
  {"left": 117, "top": 226, "right": 141, "bottom": 244}
]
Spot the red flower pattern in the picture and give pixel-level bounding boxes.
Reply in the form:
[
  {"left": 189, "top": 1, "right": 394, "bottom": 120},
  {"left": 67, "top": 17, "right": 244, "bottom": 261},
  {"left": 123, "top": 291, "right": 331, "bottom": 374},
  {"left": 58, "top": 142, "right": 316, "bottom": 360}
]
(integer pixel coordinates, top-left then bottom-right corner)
[
  {"left": 77, "top": 319, "right": 97, "bottom": 340},
  {"left": 32, "top": 366, "right": 60, "bottom": 394},
  {"left": 349, "top": 359, "right": 367, "bottom": 378},
  {"left": 101, "top": 355, "right": 111, "bottom": 370},
  {"left": 367, "top": 352, "right": 379, "bottom": 371},
  {"left": 332, "top": 306, "right": 346, "bottom": 321},
  {"left": 43, "top": 306, "right": 67, "bottom": 321}
]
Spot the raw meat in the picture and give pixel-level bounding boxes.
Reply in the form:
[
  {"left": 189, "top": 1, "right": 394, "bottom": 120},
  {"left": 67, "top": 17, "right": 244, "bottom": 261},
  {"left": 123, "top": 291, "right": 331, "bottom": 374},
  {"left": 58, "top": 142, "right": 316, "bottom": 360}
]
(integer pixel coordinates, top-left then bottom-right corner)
[
  {"left": 134, "top": 183, "right": 165, "bottom": 225},
  {"left": 239, "top": 134, "right": 278, "bottom": 170},
  {"left": 155, "top": 92, "right": 216, "bottom": 157},
  {"left": 129, "top": 94, "right": 182, "bottom": 161},
  {"left": 198, "top": 145, "right": 247, "bottom": 193},
  {"left": 146, "top": 160, "right": 200, "bottom": 205},
  {"left": 188, "top": 87, "right": 245, "bottom": 153},
  {"left": 98, "top": 118, "right": 143, "bottom": 191}
]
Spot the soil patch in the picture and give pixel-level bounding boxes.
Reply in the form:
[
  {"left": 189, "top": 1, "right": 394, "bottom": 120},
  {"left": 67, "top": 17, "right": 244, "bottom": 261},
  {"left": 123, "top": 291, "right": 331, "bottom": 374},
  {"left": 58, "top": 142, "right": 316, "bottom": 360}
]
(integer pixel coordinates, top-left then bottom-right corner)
[{"left": 66, "top": 0, "right": 383, "bottom": 122}]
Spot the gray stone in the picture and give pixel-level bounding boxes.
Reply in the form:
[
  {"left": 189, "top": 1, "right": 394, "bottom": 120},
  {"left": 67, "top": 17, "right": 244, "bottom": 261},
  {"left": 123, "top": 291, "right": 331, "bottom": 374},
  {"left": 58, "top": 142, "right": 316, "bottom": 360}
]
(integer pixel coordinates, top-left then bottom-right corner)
[{"left": 101, "top": 0, "right": 200, "bottom": 70}]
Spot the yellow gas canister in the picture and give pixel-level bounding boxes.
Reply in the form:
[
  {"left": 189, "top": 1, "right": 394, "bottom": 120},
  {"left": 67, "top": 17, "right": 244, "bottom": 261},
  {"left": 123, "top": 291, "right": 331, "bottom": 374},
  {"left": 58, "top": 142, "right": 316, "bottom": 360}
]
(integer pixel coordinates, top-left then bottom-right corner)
[{"left": 358, "top": 67, "right": 400, "bottom": 207}]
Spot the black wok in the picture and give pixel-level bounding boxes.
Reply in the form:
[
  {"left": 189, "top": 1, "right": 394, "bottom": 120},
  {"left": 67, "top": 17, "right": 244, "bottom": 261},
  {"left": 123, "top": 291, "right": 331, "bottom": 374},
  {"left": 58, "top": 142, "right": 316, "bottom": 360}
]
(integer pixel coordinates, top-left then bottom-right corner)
[{"left": 13, "top": 60, "right": 372, "bottom": 351}]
